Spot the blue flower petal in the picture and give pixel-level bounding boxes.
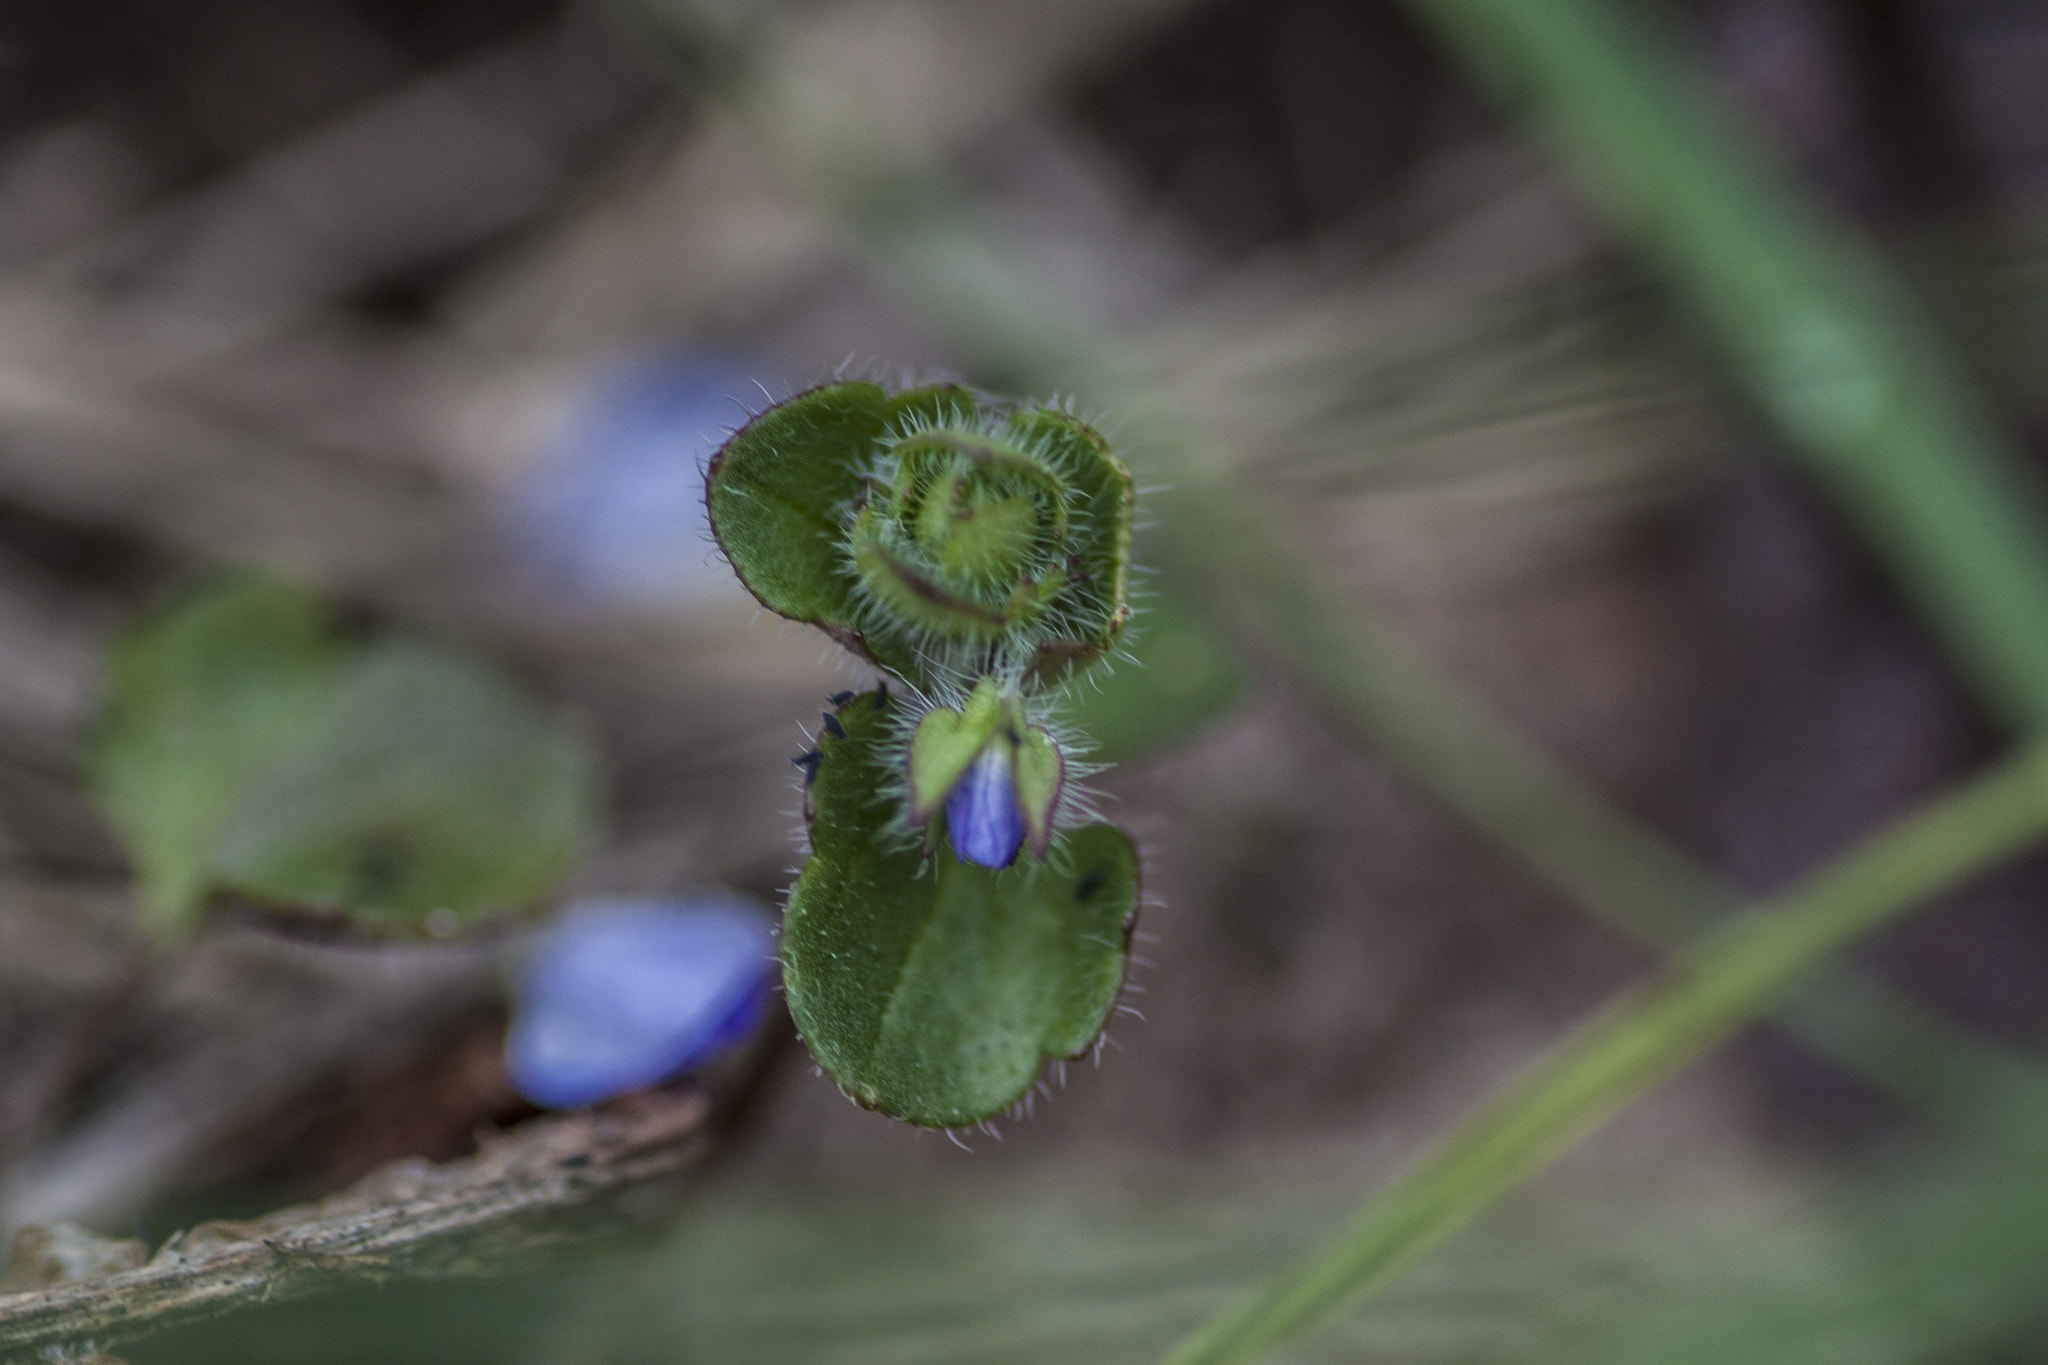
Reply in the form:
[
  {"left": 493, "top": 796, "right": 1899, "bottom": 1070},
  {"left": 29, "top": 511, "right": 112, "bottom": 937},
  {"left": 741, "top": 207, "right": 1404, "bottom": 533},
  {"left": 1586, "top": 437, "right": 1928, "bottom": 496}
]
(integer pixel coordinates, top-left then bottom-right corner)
[
  {"left": 945, "top": 744, "right": 1026, "bottom": 869},
  {"left": 505, "top": 894, "right": 775, "bottom": 1109},
  {"left": 510, "top": 352, "right": 769, "bottom": 609}
]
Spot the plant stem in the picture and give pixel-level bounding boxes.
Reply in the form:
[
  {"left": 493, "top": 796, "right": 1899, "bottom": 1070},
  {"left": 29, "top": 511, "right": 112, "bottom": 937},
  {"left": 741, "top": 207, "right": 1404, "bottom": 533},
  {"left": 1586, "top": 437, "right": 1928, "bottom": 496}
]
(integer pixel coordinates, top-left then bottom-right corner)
[
  {"left": 1163, "top": 739, "right": 2048, "bottom": 1365},
  {"left": 0, "top": 1087, "right": 714, "bottom": 1359},
  {"left": 1402, "top": 0, "right": 2048, "bottom": 735}
]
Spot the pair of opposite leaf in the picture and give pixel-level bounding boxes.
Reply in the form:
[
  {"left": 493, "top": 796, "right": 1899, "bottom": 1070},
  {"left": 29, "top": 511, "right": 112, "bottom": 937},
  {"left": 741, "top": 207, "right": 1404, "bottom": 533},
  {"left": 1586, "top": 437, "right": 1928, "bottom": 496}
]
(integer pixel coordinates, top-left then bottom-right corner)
[{"left": 706, "top": 381, "right": 1143, "bottom": 1127}]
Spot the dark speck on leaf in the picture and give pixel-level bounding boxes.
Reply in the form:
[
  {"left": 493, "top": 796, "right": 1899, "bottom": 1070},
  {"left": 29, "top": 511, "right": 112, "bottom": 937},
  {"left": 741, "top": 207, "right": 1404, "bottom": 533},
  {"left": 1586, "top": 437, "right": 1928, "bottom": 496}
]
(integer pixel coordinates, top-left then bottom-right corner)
[
  {"left": 561, "top": 1153, "right": 591, "bottom": 1169},
  {"left": 821, "top": 713, "right": 846, "bottom": 740},
  {"left": 1075, "top": 870, "right": 1105, "bottom": 901},
  {"left": 874, "top": 683, "right": 889, "bottom": 709},
  {"left": 828, "top": 690, "right": 855, "bottom": 707},
  {"left": 792, "top": 750, "right": 823, "bottom": 784},
  {"left": 349, "top": 835, "right": 408, "bottom": 905}
]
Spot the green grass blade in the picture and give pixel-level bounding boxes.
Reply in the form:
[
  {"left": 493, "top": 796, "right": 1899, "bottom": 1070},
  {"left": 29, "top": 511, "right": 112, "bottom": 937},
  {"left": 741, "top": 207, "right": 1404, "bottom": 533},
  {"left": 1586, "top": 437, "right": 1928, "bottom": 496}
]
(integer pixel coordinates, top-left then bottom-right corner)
[
  {"left": 1163, "top": 740, "right": 2048, "bottom": 1365},
  {"left": 1403, "top": 0, "right": 2048, "bottom": 734}
]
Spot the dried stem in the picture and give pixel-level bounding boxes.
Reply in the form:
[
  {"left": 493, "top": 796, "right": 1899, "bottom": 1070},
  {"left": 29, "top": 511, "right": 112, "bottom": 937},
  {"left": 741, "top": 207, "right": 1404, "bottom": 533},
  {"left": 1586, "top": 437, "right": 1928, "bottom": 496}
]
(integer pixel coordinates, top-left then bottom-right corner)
[{"left": 0, "top": 1085, "right": 714, "bottom": 1361}]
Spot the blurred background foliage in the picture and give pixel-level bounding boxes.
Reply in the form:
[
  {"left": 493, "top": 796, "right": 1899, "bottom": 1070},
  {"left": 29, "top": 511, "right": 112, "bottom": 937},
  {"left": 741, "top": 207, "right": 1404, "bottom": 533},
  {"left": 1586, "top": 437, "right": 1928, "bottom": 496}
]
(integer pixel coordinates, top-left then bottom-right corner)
[
  {"left": 4, "top": 0, "right": 2048, "bottom": 1360},
  {"left": 88, "top": 573, "right": 597, "bottom": 940}
]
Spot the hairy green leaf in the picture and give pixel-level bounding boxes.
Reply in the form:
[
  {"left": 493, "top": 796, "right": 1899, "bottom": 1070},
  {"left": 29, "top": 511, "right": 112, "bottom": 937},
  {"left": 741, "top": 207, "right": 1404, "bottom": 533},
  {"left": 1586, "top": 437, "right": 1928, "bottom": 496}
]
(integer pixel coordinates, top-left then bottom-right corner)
[
  {"left": 706, "top": 381, "right": 1134, "bottom": 691},
  {"left": 782, "top": 689, "right": 1137, "bottom": 1126},
  {"left": 1005, "top": 408, "right": 1135, "bottom": 684},
  {"left": 706, "top": 381, "right": 977, "bottom": 684},
  {"left": 1062, "top": 588, "right": 1246, "bottom": 763}
]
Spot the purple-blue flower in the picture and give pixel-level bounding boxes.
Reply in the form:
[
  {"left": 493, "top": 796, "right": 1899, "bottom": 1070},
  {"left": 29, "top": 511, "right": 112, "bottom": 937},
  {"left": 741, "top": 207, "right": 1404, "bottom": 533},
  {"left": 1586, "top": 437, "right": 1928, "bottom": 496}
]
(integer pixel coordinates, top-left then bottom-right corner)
[
  {"left": 945, "top": 743, "right": 1027, "bottom": 869},
  {"left": 504, "top": 894, "right": 774, "bottom": 1109},
  {"left": 510, "top": 352, "right": 768, "bottom": 609}
]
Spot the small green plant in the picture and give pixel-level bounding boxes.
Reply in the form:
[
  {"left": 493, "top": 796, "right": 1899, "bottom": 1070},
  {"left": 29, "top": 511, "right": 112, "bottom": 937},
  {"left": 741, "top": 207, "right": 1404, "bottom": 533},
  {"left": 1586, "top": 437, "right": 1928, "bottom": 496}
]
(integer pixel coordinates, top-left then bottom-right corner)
[{"left": 707, "top": 379, "right": 1143, "bottom": 1126}]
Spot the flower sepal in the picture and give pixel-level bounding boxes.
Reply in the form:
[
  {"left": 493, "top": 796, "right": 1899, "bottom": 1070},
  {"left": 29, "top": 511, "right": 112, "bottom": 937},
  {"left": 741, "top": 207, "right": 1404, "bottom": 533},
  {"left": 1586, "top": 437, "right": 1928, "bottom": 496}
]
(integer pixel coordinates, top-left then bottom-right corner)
[{"left": 907, "top": 676, "right": 1065, "bottom": 868}]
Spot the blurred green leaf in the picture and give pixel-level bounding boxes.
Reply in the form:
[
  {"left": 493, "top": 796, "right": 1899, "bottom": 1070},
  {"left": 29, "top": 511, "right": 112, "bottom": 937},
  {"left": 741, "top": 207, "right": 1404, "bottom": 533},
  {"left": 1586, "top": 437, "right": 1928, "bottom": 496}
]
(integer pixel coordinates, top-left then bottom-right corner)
[
  {"left": 88, "top": 574, "right": 599, "bottom": 941},
  {"left": 1570, "top": 1094, "right": 2048, "bottom": 1365},
  {"left": 107, "top": 1166, "right": 1791, "bottom": 1365},
  {"left": 89, "top": 575, "right": 350, "bottom": 940},
  {"left": 1063, "top": 588, "right": 1246, "bottom": 764},
  {"left": 207, "top": 641, "right": 599, "bottom": 933},
  {"left": 538, "top": 1162, "right": 1826, "bottom": 1365},
  {"left": 782, "top": 688, "right": 1137, "bottom": 1127},
  {"left": 126, "top": 1259, "right": 613, "bottom": 1365}
]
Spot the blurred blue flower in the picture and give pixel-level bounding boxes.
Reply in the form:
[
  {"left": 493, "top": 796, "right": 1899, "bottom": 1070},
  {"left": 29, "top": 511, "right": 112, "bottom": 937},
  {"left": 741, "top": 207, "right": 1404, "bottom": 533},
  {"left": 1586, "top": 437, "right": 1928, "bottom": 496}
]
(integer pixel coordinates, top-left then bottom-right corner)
[
  {"left": 505, "top": 893, "right": 776, "bottom": 1109},
  {"left": 513, "top": 352, "right": 770, "bottom": 608},
  {"left": 946, "top": 744, "right": 1026, "bottom": 869}
]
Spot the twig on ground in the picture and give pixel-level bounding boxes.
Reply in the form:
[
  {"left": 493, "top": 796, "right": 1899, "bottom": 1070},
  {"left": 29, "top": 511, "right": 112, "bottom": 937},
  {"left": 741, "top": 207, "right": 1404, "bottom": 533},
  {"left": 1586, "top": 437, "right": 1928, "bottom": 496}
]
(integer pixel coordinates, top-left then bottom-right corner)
[{"left": 0, "top": 1084, "right": 714, "bottom": 1361}]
